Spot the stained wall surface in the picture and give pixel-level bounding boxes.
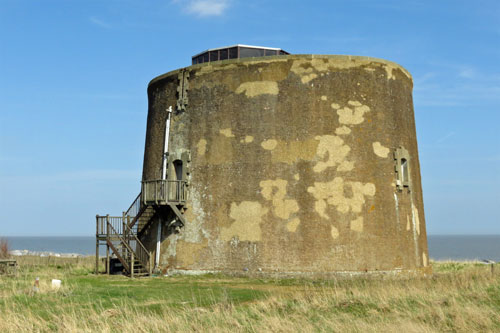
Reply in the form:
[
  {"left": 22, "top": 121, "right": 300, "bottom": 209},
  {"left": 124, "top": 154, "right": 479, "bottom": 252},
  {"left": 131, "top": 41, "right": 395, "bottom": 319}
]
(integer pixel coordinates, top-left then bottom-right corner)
[{"left": 142, "top": 55, "right": 430, "bottom": 276}]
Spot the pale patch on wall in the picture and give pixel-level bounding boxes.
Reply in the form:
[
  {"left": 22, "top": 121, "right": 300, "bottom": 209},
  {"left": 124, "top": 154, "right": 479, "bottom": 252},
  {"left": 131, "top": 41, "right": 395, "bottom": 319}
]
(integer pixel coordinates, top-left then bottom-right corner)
[
  {"left": 337, "top": 161, "right": 354, "bottom": 172},
  {"left": 290, "top": 59, "right": 316, "bottom": 82},
  {"left": 308, "top": 177, "right": 376, "bottom": 215},
  {"left": 422, "top": 252, "right": 428, "bottom": 267},
  {"left": 205, "top": 135, "right": 233, "bottom": 165},
  {"left": 220, "top": 201, "right": 268, "bottom": 242},
  {"left": 260, "top": 179, "right": 288, "bottom": 202},
  {"left": 321, "top": 96, "right": 327, "bottom": 101},
  {"left": 315, "top": 200, "right": 329, "bottom": 218},
  {"left": 336, "top": 102, "right": 371, "bottom": 125},
  {"left": 275, "top": 200, "right": 299, "bottom": 220},
  {"left": 175, "top": 239, "right": 208, "bottom": 267},
  {"left": 372, "top": 142, "right": 390, "bottom": 158},
  {"left": 181, "top": 190, "right": 209, "bottom": 242},
  {"left": 269, "top": 139, "right": 319, "bottom": 164},
  {"left": 331, "top": 103, "right": 340, "bottom": 109},
  {"left": 290, "top": 58, "right": 338, "bottom": 84},
  {"left": 348, "top": 100, "right": 362, "bottom": 107},
  {"left": 261, "top": 139, "right": 278, "bottom": 150},
  {"left": 313, "top": 135, "right": 351, "bottom": 173},
  {"left": 335, "top": 126, "right": 351, "bottom": 135},
  {"left": 219, "top": 128, "right": 235, "bottom": 138},
  {"left": 194, "top": 63, "right": 238, "bottom": 77},
  {"left": 301, "top": 73, "right": 318, "bottom": 84},
  {"left": 331, "top": 226, "right": 339, "bottom": 239},
  {"left": 412, "top": 203, "right": 421, "bottom": 235},
  {"left": 294, "top": 173, "right": 300, "bottom": 181},
  {"left": 235, "top": 81, "right": 279, "bottom": 97},
  {"left": 260, "top": 179, "right": 299, "bottom": 219},
  {"left": 241, "top": 135, "right": 254, "bottom": 143},
  {"left": 286, "top": 218, "right": 301, "bottom": 232},
  {"left": 406, "top": 215, "right": 411, "bottom": 231},
  {"left": 350, "top": 216, "right": 364, "bottom": 232},
  {"left": 258, "top": 138, "right": 320, "bottom": 164},
  {"left": 384, "top": 65, "right": 396, "bottom": 80},
  {"left": 288, "top": 57, "right": 412, "bottom": 85},
  {"left": 196, "top": 139, "right": 207, "bottom": 156}
]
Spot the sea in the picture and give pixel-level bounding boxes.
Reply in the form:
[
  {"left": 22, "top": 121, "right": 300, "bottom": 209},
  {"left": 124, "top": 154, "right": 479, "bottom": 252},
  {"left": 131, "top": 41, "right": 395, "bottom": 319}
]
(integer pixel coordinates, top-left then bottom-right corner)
[{"left": 4, "top": 235, "right": 500, "bottom": 262}]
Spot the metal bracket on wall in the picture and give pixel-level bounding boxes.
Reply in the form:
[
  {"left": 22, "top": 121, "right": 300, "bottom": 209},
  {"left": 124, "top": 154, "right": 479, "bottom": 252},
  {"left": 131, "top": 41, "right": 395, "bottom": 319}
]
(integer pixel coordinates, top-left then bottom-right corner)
[{"left": 176, "top": 69, "right": 189, "bottom": 112}]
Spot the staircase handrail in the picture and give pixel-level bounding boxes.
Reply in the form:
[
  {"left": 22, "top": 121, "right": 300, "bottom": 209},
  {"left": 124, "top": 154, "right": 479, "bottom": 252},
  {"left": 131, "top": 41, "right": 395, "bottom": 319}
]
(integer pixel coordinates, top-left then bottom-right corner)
[
  {"left": 124, "top": 223, "right": 150, "bottom": 272},
  {"left": 97, "top": 215, "right": 123, "bottom": 235},
  {"left": 126, "top": 204, "right": 148, "bottom": 231},
  {"left": 107, "top": 221, "right": 135, "bottom": 256},
  {"left": 125, "top": 192, "right": 142, "bottom": 219}
]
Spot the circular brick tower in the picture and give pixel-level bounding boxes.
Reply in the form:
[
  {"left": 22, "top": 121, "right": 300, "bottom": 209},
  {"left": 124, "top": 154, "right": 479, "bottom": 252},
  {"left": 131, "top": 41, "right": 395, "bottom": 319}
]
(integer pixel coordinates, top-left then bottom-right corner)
[{"left": 141, "top": 53, "right": 430, "bottom": 277}]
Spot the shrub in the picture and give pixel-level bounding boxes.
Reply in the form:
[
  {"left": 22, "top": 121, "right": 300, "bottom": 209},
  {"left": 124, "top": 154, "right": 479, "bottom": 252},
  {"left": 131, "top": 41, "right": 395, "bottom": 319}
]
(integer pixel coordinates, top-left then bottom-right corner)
[{"left": 0, "top": 238, "right": 10, "bottom": 259}]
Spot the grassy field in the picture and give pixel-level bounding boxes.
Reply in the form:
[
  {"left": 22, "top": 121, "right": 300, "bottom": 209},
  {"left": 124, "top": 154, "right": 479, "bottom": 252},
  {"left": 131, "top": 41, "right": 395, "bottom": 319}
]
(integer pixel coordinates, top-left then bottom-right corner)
[{"left": 0, "top": 257, "right": 499, "bottom": 332}]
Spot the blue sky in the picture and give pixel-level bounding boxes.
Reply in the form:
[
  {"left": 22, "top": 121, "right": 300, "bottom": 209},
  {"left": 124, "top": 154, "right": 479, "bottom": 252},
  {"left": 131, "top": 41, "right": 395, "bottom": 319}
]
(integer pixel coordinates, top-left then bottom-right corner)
[{"left": 0, "top": 0, "right": 499, "bottom": 236}]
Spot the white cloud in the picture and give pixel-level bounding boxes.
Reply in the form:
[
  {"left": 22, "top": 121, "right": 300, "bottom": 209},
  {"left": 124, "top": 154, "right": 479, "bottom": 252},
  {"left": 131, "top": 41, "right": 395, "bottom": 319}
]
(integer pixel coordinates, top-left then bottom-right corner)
[
  {"left": 435, "top": 131, "right": 455, "bottom": 144},
  {"left": 89, "top": 16, "right": 111, "bottom": 29},
  {"left": 179, "top": 0, "right": 230, "bottom": 17},
  {"left": 458, "top": 67, "right": 477, "bottom": 79}
]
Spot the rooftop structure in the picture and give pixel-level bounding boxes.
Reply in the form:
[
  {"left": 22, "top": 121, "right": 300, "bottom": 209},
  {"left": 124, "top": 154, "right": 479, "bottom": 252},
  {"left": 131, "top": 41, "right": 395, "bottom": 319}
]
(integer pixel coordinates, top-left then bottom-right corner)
[{"left": 191, "top": 44, "right": 290, "bottom": 65}]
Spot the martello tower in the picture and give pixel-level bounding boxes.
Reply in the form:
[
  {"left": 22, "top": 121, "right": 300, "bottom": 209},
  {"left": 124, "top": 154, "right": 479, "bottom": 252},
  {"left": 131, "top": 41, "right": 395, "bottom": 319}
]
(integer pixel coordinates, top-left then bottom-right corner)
[{"left": 96, "top": 45, "right": 430, "bottom": 277}]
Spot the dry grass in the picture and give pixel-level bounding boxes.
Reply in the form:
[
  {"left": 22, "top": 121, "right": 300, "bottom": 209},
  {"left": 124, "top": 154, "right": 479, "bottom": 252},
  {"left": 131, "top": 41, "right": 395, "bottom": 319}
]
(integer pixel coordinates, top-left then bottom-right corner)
[{"left": 0, "top": 259, "right": 499, "bottom": 332}]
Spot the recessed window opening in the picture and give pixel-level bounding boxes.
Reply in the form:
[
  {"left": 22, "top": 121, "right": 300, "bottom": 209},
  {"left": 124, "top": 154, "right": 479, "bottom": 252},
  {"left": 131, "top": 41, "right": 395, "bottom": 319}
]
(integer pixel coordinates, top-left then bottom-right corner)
[
  {"left": 394, "top": 147, "right": 411, "bottom": 192},
  {"left": 173, "top": 160, "right": 183, "bottom": 181},
  {"left": 401, "top": 158, "right": 408, "bottom": 183}
]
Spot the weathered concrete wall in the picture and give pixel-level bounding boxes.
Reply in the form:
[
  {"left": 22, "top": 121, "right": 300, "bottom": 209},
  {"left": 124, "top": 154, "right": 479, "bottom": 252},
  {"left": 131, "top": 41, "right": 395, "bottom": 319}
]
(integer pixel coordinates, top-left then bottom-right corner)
[{"left": 142, "top": 55, "right": 430, "bottom": 276}]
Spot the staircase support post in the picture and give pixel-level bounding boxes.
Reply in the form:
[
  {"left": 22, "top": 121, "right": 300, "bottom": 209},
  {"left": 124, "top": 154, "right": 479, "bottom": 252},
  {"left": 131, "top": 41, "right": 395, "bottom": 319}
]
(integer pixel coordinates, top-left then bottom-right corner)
[
  {"left": 149, "top": 252, "right": 153, "bottom": 275},
  {"left": 127, "top": 215, "right": 131, "bottom": 242},
  {"left": 131, "top": 252, "right": 135, "bottom": 278},
  {"left": 106, "top": 243, "right": 110, "bottom": 275},
  {"left": 95, "top": 215, "right": 99, "bottom": 275},
  {"left": 122, "top": 212, "right": 127, "bottom": 260},
  {"left": 122, "top": 211, "right": 126, "bottom": 241},
  {"left": 106, "top": 215, "right": 110, "bottom": 275}
]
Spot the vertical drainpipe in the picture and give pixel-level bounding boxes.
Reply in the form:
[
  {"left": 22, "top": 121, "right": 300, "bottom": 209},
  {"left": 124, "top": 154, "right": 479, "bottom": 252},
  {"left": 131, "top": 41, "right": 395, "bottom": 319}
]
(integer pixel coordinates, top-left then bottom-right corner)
[
  {"left": 157, "top": 106, "right": 172, "bottom": 270},
  {"left": 162, "top": 106, "right": 172, "bottom": 180}
]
